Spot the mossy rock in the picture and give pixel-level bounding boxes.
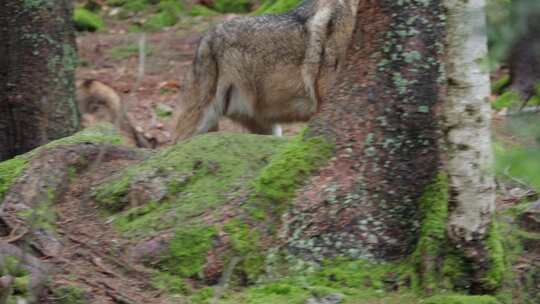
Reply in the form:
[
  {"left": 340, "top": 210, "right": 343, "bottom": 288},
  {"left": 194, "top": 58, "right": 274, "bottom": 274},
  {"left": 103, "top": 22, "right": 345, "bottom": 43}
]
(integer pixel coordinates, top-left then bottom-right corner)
[
  {"left": 73, "top": 8, "right": 105, "bottom": 32},
  {"left": 93, "top": 133, "right": 288, "bottom": 237},
  {"left": 1, "top": 124, "right": 123, "bottom": 204}
]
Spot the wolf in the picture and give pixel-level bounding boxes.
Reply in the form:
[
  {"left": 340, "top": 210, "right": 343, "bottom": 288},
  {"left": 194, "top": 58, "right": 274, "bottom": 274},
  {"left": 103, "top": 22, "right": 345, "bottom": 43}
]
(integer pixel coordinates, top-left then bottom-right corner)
[
  {"left": 77, "top": 79, "right": 156, "bottom": 148},
  {"left": 174, "top": 0, "right": 359, "bottom": 141}
]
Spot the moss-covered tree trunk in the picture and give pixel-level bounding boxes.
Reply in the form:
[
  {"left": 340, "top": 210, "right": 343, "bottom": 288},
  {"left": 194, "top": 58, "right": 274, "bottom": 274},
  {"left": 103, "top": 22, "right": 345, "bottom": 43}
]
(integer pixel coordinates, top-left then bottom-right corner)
[
  {"left": 0, "top": 0, "right": 79, "bottom": 162},
  {"left": 282, "top": 0, "right": 499, "bottom": 292}
]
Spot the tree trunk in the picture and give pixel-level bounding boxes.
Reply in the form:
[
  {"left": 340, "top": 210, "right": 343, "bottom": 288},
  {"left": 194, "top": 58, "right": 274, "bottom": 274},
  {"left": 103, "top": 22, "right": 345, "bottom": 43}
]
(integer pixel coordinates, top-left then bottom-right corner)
[
  {"left": 0, "top": 0, "right": 79, "bottom": 161},
  {"left": 283, "top": 0, "right": 497, "bottom": 292},
  {"left": 286, "top": 0, "right": 447, "bottom": 261}
]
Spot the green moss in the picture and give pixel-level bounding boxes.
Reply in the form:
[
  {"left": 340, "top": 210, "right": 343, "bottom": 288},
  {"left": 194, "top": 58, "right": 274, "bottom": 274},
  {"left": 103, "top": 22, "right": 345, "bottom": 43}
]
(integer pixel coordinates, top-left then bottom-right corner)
[
  {"left": 39, "top": 123, "right": 123, "bottom": 150},
  {"left": 51, "top": 285, "right": 89, "bottom": 304},
  {"left": 213, "top": 0, "right": 251, "bottom": 13},
  {"left": 190, "top": 287, "right": 214, "bottom": 304},
  {"left": 107, "top": 0, "right": 127, "bottom": 7},
  {"left": 151, "top": 272, "right": 189, "bottom": 295},
  {"left": 424, "top": 295, "right": 501, "bottom": 304},
  {"left": 4, "top": 256, "right": 29, "bottom": 278},
  {"left": 411, "top": 172, "right": 449, "bottom": 291},
  {"left": 73, "top": 8, "right": 105, "bottom": 32},
  {"left": 144, "top": 1, "right": 183, "bottom": 30},
  {"left": 18, "top": 188, "right": 58, "bottom": 231},
  {"left": 109, "top": 43, "right": 152, "bottom": 60},
  {"left": 494, "top": 141, "right": 540, "bottom": 191},
  {"left": 154, "top": 103, "right": 173, "bottom": 119},
  {"left": 483, "top": 220, "right": 505, "bottom": 291},
  {"left": 218, "top": 259, "right": 422, "bottom": 304},
  {"left": 123, "top": 0, "right": 149, "bottom": 12},
  {"left": 188, "top": 5, "right": 220, "bottom": 17},
  {"left": 492, "top": 91, "right": 521, "bottom": 110},
  {"left": 93, "top": 176, "right": 131, "bottom": 212},
  {"left": 13, "top": 276, "right": 30, "bottom": 295},
  {"left": 250, "top": 131, "right": 333, "bottom": 219},
  {"left": 94, "top": 133, "right": 287, "bottom": 237},
  {"left": 0, "top": 256, "right": 32, "bottom": 303},
  {"left": 0, "top": 157, "right": 28, "bottom": 203},
  {"left": 254, "top": 0, "right": 302, "bottom": 15},
  {"left": 157, "top": 225, "right": 217, "bottom": 279},
  {"left": 224, "top": 220, "right": 265, "bottom": 281},
  {"left": 491, "top": 75, "right": 510, "bottom": 95}
]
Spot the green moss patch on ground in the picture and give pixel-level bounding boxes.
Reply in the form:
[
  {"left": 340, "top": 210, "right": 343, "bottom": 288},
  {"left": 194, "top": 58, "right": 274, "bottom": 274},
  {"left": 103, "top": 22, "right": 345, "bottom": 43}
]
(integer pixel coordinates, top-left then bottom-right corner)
[
  {"left": 0, "top": 255, "right": 32, "bottom": 303},
  {"left": 185, "top": 258, "right": 502, "bottom": 304},
  {"left": 74, "top": 8, "right": 105, "bottom": 32},
  {"left": 157, "top": 224, "right": 218, "bottom": 279},
  {"left": 50, "top": 285, "right": 89, "bottom": 304},
  {"left": 424, "top": 295, "right": 501, "bottom": 304}
]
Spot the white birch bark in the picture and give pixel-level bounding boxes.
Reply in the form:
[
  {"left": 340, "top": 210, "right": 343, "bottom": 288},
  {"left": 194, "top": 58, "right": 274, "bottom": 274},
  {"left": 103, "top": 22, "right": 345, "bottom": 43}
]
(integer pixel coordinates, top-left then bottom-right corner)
[{"left": 444, "top": 0, "right": 496, "bottom": 242}]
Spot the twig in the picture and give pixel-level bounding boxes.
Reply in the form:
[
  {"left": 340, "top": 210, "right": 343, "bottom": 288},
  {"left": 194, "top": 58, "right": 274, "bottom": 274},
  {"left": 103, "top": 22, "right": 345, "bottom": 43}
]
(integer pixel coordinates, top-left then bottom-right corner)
[
  {"left": 91, "top": 256, "right": 119, "bottom": 278},
  {"left": 0, "top": 224, "right": 28, "bottom": 243},
  {"left": 101, "top": 281, "right": 140, "bottom": 304}
]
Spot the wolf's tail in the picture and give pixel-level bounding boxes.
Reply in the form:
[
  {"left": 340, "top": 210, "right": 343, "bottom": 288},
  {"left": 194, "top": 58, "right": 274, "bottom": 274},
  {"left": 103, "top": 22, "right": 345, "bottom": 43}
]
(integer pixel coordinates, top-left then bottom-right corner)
[{"left": 174, "top": 34, "right": 219, "bottom": 142}]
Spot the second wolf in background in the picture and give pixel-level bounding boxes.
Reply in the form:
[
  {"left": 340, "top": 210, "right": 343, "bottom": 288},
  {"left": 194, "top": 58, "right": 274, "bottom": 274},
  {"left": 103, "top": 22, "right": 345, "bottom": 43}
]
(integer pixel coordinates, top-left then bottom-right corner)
[{"left": 77, "top": 79, "right": 156, "bottom": 148}]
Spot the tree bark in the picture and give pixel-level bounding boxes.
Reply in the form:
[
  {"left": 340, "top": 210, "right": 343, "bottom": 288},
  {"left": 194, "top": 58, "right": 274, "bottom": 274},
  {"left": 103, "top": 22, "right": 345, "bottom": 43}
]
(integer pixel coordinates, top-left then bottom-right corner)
[
  {"left": 282, "top": 0, "right": 497, "bottom": 291},
  {"left": 284, "top": 0, "right": 447, "bottom": 260},
  {"left": 444, "top": 0, "right": 495, "bottom": 249},
  {"left": 0, "top": 0, "right": 79, "bottom": 161}
]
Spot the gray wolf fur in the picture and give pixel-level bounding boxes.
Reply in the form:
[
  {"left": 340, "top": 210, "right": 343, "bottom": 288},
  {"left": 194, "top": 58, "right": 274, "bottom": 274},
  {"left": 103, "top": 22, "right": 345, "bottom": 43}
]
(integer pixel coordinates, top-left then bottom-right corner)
[
  {"left": 77, "top": 79, "right": 155, "bottom": 148},
  {"left": 174, "top": 0, "right": 359, "bottom": 141}
]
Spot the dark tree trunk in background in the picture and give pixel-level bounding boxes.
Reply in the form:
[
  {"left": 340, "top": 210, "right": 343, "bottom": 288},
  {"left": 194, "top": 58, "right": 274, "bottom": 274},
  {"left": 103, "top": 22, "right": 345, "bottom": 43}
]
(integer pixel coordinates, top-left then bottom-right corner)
[
  {"left": 0, "top": 0, "right": 79, "bottom": 161},
  {"left": 508, "top": 0, "right": 540, "bottom": 103}
]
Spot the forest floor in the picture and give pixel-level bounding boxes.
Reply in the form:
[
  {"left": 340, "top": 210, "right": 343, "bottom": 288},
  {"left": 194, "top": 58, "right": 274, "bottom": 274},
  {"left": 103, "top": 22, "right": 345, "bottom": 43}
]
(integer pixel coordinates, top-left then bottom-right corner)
[{"left": 33, "top": 9, "right": 540, "bottom": 304}]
